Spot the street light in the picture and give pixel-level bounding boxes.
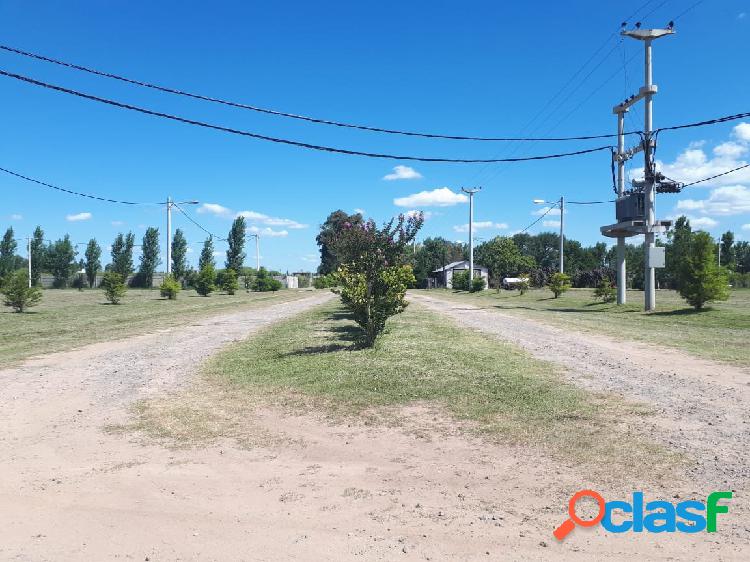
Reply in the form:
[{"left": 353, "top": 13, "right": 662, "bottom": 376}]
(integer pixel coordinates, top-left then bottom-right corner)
[
  {"left": 533, "top": 197, "right": 565, "bottom": 274},
  {"left": 164, "top": 197, "right": 200, "bottom": 274}
]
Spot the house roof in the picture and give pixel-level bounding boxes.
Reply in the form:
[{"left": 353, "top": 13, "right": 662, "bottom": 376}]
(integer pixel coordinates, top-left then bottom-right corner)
[{"left": 431, "top": 260, "right": 488, "bottom": 273}]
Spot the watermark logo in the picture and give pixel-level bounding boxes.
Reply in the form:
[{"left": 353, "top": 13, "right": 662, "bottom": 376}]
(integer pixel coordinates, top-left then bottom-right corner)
[{"left": 553, "top": 489, "right": 732, "bottom": 540}]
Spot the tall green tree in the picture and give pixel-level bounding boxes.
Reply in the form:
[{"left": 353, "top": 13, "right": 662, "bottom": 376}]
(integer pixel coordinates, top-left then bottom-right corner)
[
  {"left": 47, "top": 235, "right": 77, "bottom": 288},
  {"left": 136, "top": 227, "right": 160, "bottom": 287},
  {"left": 735, "top": 241, "right": 750, "bottom": 274},
  {"left": 475, "top": 236, "right": 536, "bottom": 290},
  {"left": 720, "top": 230, "right": 735, "bottom": 269},
  {"left": 199, "top": 236, "right": 215, "bottom": 270},
  {"left": 111, "top": 232, "right": 135, "bottom": 279},
  {"left": 225, "top": 216, "right": 246, "bottom": 275},
  {"left": 171, "top": 228, "right": 188, "bottom": 282},
  {"left": 84, "top": 238, "right": 102, "bottom": 288},
  {"left": 0, "top": 226, "right": 17, "bottom": 279},
  {"left": 30, "top": 226, "right": 46, "bottom": 286},
  {"left": 316, "top": 210, "right": 364, "bottom": 274},
  {"left": 677, "top": 231, "right": 730, "bottom": 310},
  {"left": 410, "top": 237, "right": 466, "bottom": 286}
]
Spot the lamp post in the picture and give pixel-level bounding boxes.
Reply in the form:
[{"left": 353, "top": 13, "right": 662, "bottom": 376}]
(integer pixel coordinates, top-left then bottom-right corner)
[
  {"left": 533, "top": 197, "right": 565, "bottom": 274},
  {"left": 164, "top": 197, "right": 199, "bottom": 274}
]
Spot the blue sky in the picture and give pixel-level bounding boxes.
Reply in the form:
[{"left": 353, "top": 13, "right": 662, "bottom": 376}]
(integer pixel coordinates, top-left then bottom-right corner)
[{"left": 1, "top": 0, "right": 749, "bottom": 272}]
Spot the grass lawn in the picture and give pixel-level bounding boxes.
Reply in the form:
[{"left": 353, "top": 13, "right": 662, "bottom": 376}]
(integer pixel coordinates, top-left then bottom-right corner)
[
  {"left": 0, "top": 288, "right": 309, "bottom": 366},
  {"left": 139, "top": 299, "right": 666, "bottom": 471},
  {"left": 413, "top": 288, "right": 750, "bottom": 367}
]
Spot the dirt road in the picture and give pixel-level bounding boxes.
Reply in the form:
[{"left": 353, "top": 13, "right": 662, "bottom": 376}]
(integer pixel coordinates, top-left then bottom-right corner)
[{"left": 1, "top": 291, "right": 747, "bottom": 560}]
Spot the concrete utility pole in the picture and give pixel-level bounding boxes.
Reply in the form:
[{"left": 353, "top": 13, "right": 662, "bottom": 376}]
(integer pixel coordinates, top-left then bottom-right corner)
[
  {"left": 615, "top": 112, "right": 627, "bottom": 304},
  {"left": 27, "top": 236, "right": 32, "bottom": 288},
  {"left": 248, "top": 233, "right": 260, "bottom": 271},
  {"left": 165, "top": 197, "right": 199, "bottom": 275},
  {"left": 461, "top": 187, "right": 481, "bottom": 281},
  {"left": 624, "top": 26, "right": 673, "bottom": 311}
]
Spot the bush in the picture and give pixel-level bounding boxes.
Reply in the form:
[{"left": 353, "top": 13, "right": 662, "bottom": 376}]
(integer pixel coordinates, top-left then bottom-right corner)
[
  {"left": 470, "top": 276, "right": 486, "bottom": 292},
  {"left": 252, "top": 267, "right": 283, "bottom": 292},
  {"left": 677, "top": 232, "right": 730, "bottom": 310},
  {"left": 313, "top": 273, "right": 338, "bottom": 289},
  {"left": 195, "top": 264, "right": 216, "bottom": 296},
  {"left": 593, "top": 278, "right": 616, "bottom": 303},
  {"left": 159, "top": 274, "right": 181, "bottom": 300},
  {"left": 2, "top": 270, "right": 42, "bottom": 312},
  {"left": 548, "top": 272, "right": 571, "bottom": 298},
  {"left": 517, "top": 276, "right": 530, "bottom": 295},
  {"left": 101, "top": 271, "right": 127, "bottom": 304},
  {"left": 220, "top": 268, "right": 239, "bottom": 295},
  {"left": 451, "top": 270, "right": 470, "bottom": 291}
]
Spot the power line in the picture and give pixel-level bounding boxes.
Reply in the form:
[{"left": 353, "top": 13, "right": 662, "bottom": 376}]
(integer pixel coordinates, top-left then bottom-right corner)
[
  {"left": 656, "top": 111, "right": 750, "bottom": 133},
  {"left": 0, "top": 165, "right": 155, "bottom": 205},
  {"left": 0, "top": 68, "right": 616, "bottom": 164},
  {"left": 671, "top": 163, "right": 750, "bottom": 188},
  {"left": 171, "top": 201, "right": 226, "bottom": 241},
  {"left": 519, "top": 204, "right": 559, "bottom": 234},
  {"left": 0, "top": 43, "right": 629, "bottom": 143}
]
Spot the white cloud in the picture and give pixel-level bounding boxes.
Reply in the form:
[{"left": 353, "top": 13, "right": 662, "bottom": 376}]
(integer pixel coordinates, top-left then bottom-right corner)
[
  {"left": 532, "top": 206, "right": 562, "bottom": 217},
  {"left": 394, "top": 187, "right": 468, "bottom": 207},
  {"left": 735, "top": 122, "right": 750, "bottom": 141},
  {"left": 247, "top": 225, "right": 289, "bottom": 238},
  {"left": 741, "top": 224, "right": 750, "bottom": 231},
  {"left": 405, "top": 209, "right": 434, "bottom": 220},
  {"left": 383, "top": 165, "right": 422, "bottom": 181},
  {"left": 301, "top": 253, "right": 319, "bottom": 263},
  {"left": 690, "top": 217, "right": 719, "bottom": 228},
  {"left": 675, "top": 185, "right": 750, "bottom": 216},
  {"left": 10, "top": 214, "right": 22, "bottom": 220},
  {"left": 739, "top": 12, "right": 747, "bottom": 20},
  {"left": 66, "top": 212, "right": 92, "bottom": 222},
  {"left": 353, "top": 208, "right": 366, "bottom": 215},
  {"left": 111, "top": 220, "right": 125, "bottom": 227},
  {"left": 197, "top": 203, "right": 233, "bottom": 218},
  {"left": 453, "top": 221, "right": 508, "bottom": 233},
  {"left": 212, "top": 251, "right": 223, "bottom": 257},
  {"left": 543, "top": 220, "right": 561, "bottom": 228},
  {"left": 186, "top": 247, "right": 194, "bottom": 253},
  {"left": 238, "top": 210, "right": 307, "bottom": 229}
]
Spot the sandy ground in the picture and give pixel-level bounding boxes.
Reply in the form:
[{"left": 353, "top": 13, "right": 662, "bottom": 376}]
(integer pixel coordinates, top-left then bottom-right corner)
[{"left": 1, "top": 290, "right": 748, "bottom": 561}]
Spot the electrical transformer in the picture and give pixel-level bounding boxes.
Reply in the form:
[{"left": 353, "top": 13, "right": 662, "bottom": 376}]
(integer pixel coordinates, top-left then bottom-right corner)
[{"left": 616, "top": 192, "right": 646, "bottom": 222}]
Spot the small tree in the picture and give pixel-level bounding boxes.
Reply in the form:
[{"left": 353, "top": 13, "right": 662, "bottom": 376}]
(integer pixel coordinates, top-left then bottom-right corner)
[
  {"left": 252, "top": 267, "right": 282, "bottom": 292},
  {"left": 220, "top": 268, "right": 239, "bottom": 294},
  {"left": 171, "top": 228, "right": 188, "bottom": 284},
  {"left": 593, "top": 278, "right": 616, "bottom": 303},
  {"left": 677, "top": 231, "right": 730, "bottom": 310},
  {"left": 451, "top": 270, "right": 470, "bottom": 291},
  {"left": 548, "top": 272, "right": 571, "bottom": 298},
  {"left": 159, "top": 274, "right": 181, "bottom": 300},
  {"left": 47, "top": 235, "right": 77, "bottom": 288},
  {"left": 470, "top": 276, "right": 486, "bottom": 292},
  {"left": 84, "top": 238, "right": 101, "bottom": 288},
  {"left": 517, "top": 276, "right": 530, "bottom": 295},
  {"left": 195, "top": 264, "right": 216, "bottom": 296},
  {"left": 101, "top": 271, "right": 127, "bottom": 304},
  {"left": 2, "top": 270, "right": 42, "bottom": 312},
  {"left": 199, "top": 236, "right": 215, "bottom": 270}
]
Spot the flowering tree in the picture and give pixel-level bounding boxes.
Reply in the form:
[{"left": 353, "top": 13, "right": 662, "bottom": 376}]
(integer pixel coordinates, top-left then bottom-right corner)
[{"left": 333, "top": 213, "right": 423, "bottom": 347}]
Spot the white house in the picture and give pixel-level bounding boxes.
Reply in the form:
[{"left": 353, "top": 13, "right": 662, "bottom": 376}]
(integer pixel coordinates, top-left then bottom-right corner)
[{"left": 429, "top": 260, "right": 489, "bottom": 289}]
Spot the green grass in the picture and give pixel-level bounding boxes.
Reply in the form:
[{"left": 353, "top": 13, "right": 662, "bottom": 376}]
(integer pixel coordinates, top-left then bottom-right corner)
[
  {"left": 166, "top": 300, "right": 669, "bottom": 472},
  {"left": 0, "top": 287, "right": 309, "bottom": 366},
  {"left": 414, "top": 288, "right": 750, "bottom": 367}
]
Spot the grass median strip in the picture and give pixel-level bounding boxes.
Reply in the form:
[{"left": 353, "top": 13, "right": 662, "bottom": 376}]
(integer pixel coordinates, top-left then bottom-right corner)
[
  {"left": 130, "top": 299, "right": 672, "bottom": 475},
  {"left": 0, "top": 288, "right": 308, "bottom": 366}
]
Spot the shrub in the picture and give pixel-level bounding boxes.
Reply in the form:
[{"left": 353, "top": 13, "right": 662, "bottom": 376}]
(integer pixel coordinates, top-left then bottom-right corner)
[
  {"left": 548, "top": 272, "right": 571, "bottom": 298},
  {"left": 220, "top": 268, "right": 239, "bottom": 295},
  {"left": 252, "top": 267, "right": 283, "bottom": 292},
  {"left": 517, "top": 276, "right": 530, "bottom": 295},
  {"left": 313, "top": 273, "right": 338, "bottom": 289},
  {"left": 195, "top": 264, "right": 216, "bottom": 296},
  {"left": 101, "top": 271, "right": 127, "bottom": 304},
  {"left": 159, "top": 274, "right": 181, "bottom": 300},
  {"left": 451, "top": 270, "right": 470, "bottom": 291},
  {"left": 677, "top": 231, "right": 730, "bottom": 310},
  {"left": 2, "top": 270, "right": 42, "bottom": 312},
  {"left": 593, "top": 278, "right": 616, "bottom": 303},
  {"left": 332, "top": 213, "right": 423, "bottom": 347},
  {"left": 470, "top": 276, "right": 486, "bottom": 292}
]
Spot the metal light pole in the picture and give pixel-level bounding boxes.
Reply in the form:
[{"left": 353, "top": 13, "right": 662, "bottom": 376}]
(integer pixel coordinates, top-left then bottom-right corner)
[
  {"left": 461, "top": 187, "right": 481, "bottom": 281},
  {"left": 533, "top": 197, "right": 564, "bottom": 273},
  {"left": 165, "top": 197, "right": 199, "bottom": 274},
  {"left": 622, "top": 26, "right": 673, "bottom": 311}
]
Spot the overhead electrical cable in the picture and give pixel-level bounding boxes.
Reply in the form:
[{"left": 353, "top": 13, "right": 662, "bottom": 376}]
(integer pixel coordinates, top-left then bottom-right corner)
[
  {"left": 519, "top": 204, "right": 559, "bottom": 234},
  {"left": 172, "top": 201, "right": 227, "bottom": 241},
  {"left": 672, "top": 163, "right": 750, "bottom": 188},
  {"left": 655, "top": 111, "right": 750, "bottom": 133},
  {"left": 0, "top": 165, "right": 155, "bottom": 205},
  {"left": 0, "top": 43, "right": 631, "bottom": 142},
  {"left": 0, "top": 68, "right": 615, "bottom": 164}
]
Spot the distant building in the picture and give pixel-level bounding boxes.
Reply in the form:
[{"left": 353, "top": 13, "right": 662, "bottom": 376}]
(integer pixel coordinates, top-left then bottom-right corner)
[
  {"left": 428, "top": 260, "right": 489, "bottom": 289},
  {"left": 273, "top": 274, "right": 299, "bottom": 289}
]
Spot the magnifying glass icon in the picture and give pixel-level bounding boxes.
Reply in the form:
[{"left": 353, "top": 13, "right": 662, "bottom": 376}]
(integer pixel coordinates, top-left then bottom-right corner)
[{"left": 553, "top": 489, "right": 606, "bottom": 540}]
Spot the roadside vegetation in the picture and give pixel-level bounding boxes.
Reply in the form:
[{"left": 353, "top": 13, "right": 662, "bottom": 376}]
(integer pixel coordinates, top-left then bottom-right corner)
[
  {"left": 0, "top": 288, "right": 307, "bottom": 366},
  {"left": 418, "top": 287, "right": 750, "bottom": 367}
]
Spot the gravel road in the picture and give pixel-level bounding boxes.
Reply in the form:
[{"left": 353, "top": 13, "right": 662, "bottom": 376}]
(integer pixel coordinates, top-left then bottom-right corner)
[{"left": 410, "top": 292, "right": 750, "bottom": 488}]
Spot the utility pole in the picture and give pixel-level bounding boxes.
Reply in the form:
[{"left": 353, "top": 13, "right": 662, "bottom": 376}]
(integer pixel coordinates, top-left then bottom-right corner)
[
  {"left": 164, "top": 197, "right": 199, "bottom": 275},
  {"left": 27, "top": 236, "right": 32, "bottom": 288},
  {"left": 615, "top": 111, "right": 627, "bottom": 304},
  {"left": 558, "top": 196, "right": 564, "bottom": 274},
  {"left": 461, "top": 187, "right": 481, "bottom": 281},
  {"left": 248, "top": 233, "right": 260, "bottom": 271},
  {"left": 624, "top": 26, "right": 673, "bottom": 311}
]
